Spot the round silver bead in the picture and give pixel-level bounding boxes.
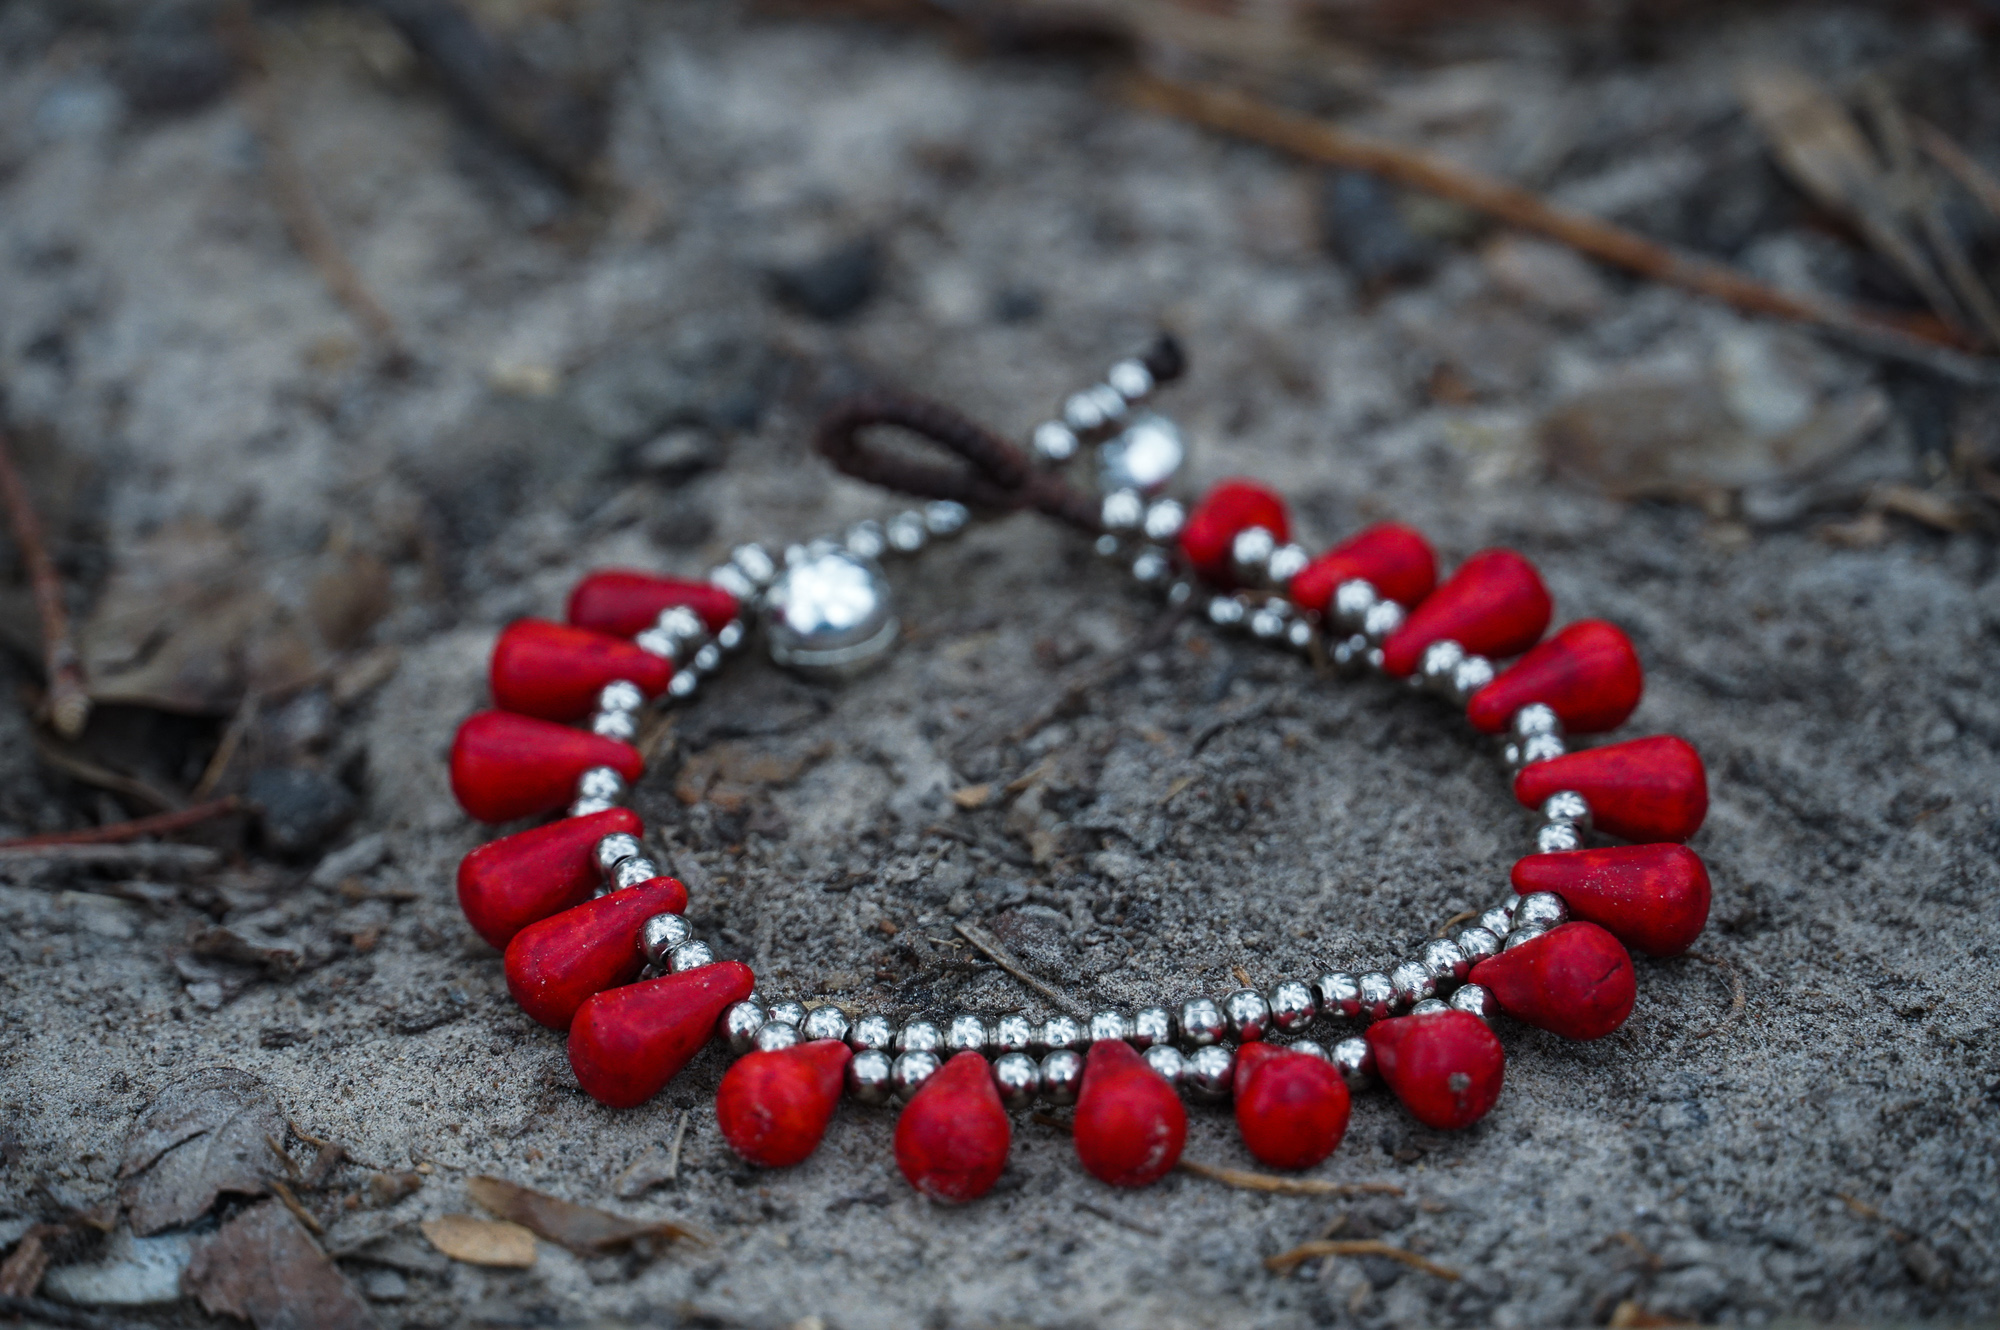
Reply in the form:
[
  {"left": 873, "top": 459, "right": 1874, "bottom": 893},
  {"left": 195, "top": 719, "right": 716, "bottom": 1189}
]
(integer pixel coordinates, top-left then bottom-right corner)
[
  {"left": 1249, "top": 602, "right": 1290, "bottom": 642},
  {"left": 1222, "top": 988, "right": 1270, "bottom": 1042},
  {"left": 946, "top": 1013, "right": 989, "bottom": 1055},
  {"left": 895, "top": 1020, "right": 942, "bottom": 1056},
  {"left": 844, "top": 520, "right": 887, "bottom": 561},
  {"left": 1510, "top": 703, "right": 1564, "bottom": 740},
  {"left": 1478, "top": 904, "right": 1515, "bottom": 938},
  {"left": 1033, "top": 420, "right": 1080, "bottom": 463},
  {"left": 1088, "top": 1010, "right": 1133, "bottom": 1045},
  {"left": 656, "top": 605, "right": 706, "bottom": 644},
  {"left": 1390, "top": 960, "right": 1436, "bottom": 1007},
  {"left": 762, "top": 549, "right": 899, "bottom": 679},
  {"left": 1107, "top": 358, "right": 1154, "bottom": 402},
  {"left": 1331, "top": 1035, "right": 1375, "bottom": 1089},
  {"left": 590, "top": 708, "right": 639, "bottom": 743},
  {"left": 720, "top": 1000, "right": 766, "bottom": 1054},
  {"left": 766, "top": 1000, "right": 807, "bottom": 1031},
  {"left": 597, "top": 679, "right": 645, "bottom": 714},
  {"left": 569, "top": 795, "right": 617, "bottom": 817},
  {"left": 754, "top": 1021, "right": 800, "bottom": 1053},
  {"left": 1331, "top": 579, "right": 1378, "bottom": 631},
  {"left": 1132, "top": 1007, "right": 1174, "bottom": 1050},
  {"left": 1515, "top": 892, "right": 1569, "bottom": 932},
  {"left": 1456, "top": 925, "right": 1502, "bottom": 963},
  {"left": 1536, "top": 820, "right": 1586, "bottom": 854},
  {"left": 1449, "top": 655, "right": 1496, "bottom": 705},
  {"left": 992, "top": 1013, "right": 1036, "bottom": 1054},
  {"left": 1286, "top": 618, "right": 1315, "bottom": 653},
  {"left": 1131, "top": 548, "right": 1172, "bottom": 586},
  {"left": 1041, "top": 1015, "right": 1082, "bottom": 1052},
  {"left": 1331, "top": 633, "right": 1372, "bottom": 675},
  {"left": 1179, "top": 997, "right": 1225, "bottom": 1048},
  {"left": 892, "top": 1050, "right": 941, "bottom": 1100},
  {"left": 1039, "top": 1049, "right": 1084, "bottom": 1104},
  {"left": 1421, "top": 938, "right": 1471, "bottom": 986},
  {"left": 924, "top": 501, "right": 970, "bottom": 537},
  {"left": 707, "top": 563, "right": 757, "bottom": 601},
  {"left": 715, "top": 619, "right": 746, "bottom": 652},
  {"left": 1167, "top": 580, "right": 1194, "bottom": 607},
  {"left": 1315, "top": 972, "right": 1362, "bottom": 1020},
  {"left": 1101, "top": 489, "right": 1144, "bottom": 533},
  {"left": 1266, "top": 543, "right": 1310, "bottom": 589},
  {"left": 575, "top": 766, "right": 626, "bottom": 803},
  {"left": 665, "top": 671, "right": 699, "bottom": 700},
  {"left": 886, "top": 511, "right": 929, "bottom": 555},
  {"left": 594, "top": 833, "right": 643, "bottom": 876},
  {"left": 1207, "top": 596, "right": 1247, "bottom": 629},
  {"left": 1409, "top": 998, "right": 1450, "bottom": 1016},
  {"left": 1142, "top": 499, "right": 1185, "bottom": 543},
  {"left": 847, "top": 1048, "right": 894, "bottom": 1104},
  {"left": 991, "top": 1051, "right": 1041, "bottom": 1109},
  {"left": 634, "top": 627, "right": 679, "bottom": 661},
  {"left": 1419, "top": 640, "right": 1467, "bottom": 694},
  {"left": 690, "top": 642, "right": 723, "bottom": 676},
  {"left": 1266, "top": 980, "right": 1317, "bottom": 1034},
  {"left": 639, "top": 914, "right": 691, "bottom": 966},
  {"left": 1183, "top": 1045, "right": 1235, "bottom": 1102},
  {"left": 1063, "top": 385, "right": 1125, "bottom": 434},
  {"left": 613, "top": 857, "right": 661, "bottom": 890},
  {"left": 668, "top": 940, "right": 714, "bottom": 973},
  {"left": 1540, "top": 790, "right": 1592, "bottom": 834},
  {"left": 730, "top": 543, "right": 778, "bottom": 588},
  {"left": 1508, "top": 732, "right": 1568, "bottom": 770},
  {"left": 1356, "top": 972, "right": 1396, "bottom": 1020},
  {"left": 1143, "top": 1043, "right": 1186, "bottom": 1086},
  {"left": 1094, "top": 534, "right": 1120, "bottom": 558},
  {"left": 1450, "top": 983, "right": 1497, "bottom": 1023},
  {"left": 1288, "top": 1039, "right": 1329, "bottom": 1062},
  {"left": 847, "top": 1014, "right": 895, "bottom": 1053},
  {"left": 1230, "top": 526, "right": 1278, "bottom": 582},
  {"left": 1098, "top": 413, "right": 1184, "bottom": 494},
  {"left": 802, "top": 1005, "right": 850, "bottom": 1043},
  {"left": 1504, "top": 926, "right": 1548, "bottom": 951},
  {"left": 1362, "top": 599, "right": 1406, "bottom": 645}
]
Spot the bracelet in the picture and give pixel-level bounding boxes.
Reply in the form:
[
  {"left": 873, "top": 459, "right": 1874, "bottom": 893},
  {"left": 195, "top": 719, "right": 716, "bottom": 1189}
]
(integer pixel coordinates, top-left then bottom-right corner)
[{"left": 445, "top": 337, "right": 1712, "bottom": 1201}]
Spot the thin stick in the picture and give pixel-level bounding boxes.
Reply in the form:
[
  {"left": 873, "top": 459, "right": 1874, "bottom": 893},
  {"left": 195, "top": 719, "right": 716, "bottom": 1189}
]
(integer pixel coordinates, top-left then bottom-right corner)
[
  {"left": 0, "top": 797, "right": 242, "bottom": 851},
  {"left": 665, "top": 1111, "right": 689, "bottom": 1183},
  {"left": 0, "top": 426, "right": 88, "bottom": 738},
  {"left": 1178, "top": 1159, "right": 1405, "bottom": 1197},
  {"left": 1075, "top": 1200, "right": 1163, "bottom": 1237},
  {"left": 1120, "top": 73, "right": 2000, "bottom": 386},
  {"left": 31, "top": 736, "right": 178, "bottom": 812},
  {"left": 0, "top": 843, "right": 220, "bottom": 874},
  {"left": 954, "top": 921, "right": 1089, "bottom": 1018},
  {"left": 1265, "top": 1239, "right": 1460, "bottom": 1280},
  {"left": 268, "top": 1179, "right": 325, "bottom": 1236},
  {"left": 192, "top": 693, "right": 257, "bottom": 801}
]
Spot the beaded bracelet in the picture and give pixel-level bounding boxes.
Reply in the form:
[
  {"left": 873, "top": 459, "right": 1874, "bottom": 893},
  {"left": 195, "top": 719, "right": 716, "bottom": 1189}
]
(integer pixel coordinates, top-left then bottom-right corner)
[{"left": 446, "top": 338, "right": 1713, "bottom": 1200}]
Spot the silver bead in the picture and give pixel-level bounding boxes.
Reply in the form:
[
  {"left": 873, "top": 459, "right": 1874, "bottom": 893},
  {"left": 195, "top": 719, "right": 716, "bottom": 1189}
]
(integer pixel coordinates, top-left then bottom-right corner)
[
  {"left": 656, "top": 606, "right": 706, "bottom": 644},
  {"left": 1356, "top": 972, "right": 1396, "bottom": 1020},
  {"left": 802, "top": 1005, "right": 850, "bottom": 1043},
  {"left": 634, "top": 627, "right": 678, "bottom": 661},
  {"left": 1450, "top": 983, "right": 1497, "bottom": 1023},
  {"left": 762, "top": 549, "right": 898, "bottom": 679},
  {"left": 1143, "top": 1043, "right": 1186, "bottom": 1086},
  {"left": 1041, "top": 1015, "right": 1082, "bottom": 1052},
  {"left": 1508, "top": 733, "right": 1567, "bottom": 769},
  {"left": 1331, "top": 1035, "right": 1375, "bottom": 1089},
  {"left": 1039, "top": 1049, "right": 1084, "bottom": 1104},
  {"left": 1315, "top": 972, "right": 1362, "bottom": 1020},
  {"left": 754, "top": 1021, "right": 800, "bottom": 1053},
  {"left": 1063, "top": 385, "right": 1125, "bottom": 434},
  {"left": 1478, "top": 904, "right": 1515, "bottom": 938},
  {"left": 1421, "top": 938, "right": 1471, "bottom": 986},
  {"left": 1362, "top": 600, "right": 1405, "bottom": 645},
  {"left": 1419, "top": 640, "right": 1466, "bottom": 694},
  {"left": 885, "top": 511, "right": 928, "bottom": 555},
  {"left": 1449, "top": 655, "right": 1496, "bottom": 705},
  {"left": 844, "top": 520, "right": 887, "bottom": 561},
  {"left": 992, "top": 1051, "right": 1041, "bottom": 1109},
  {"left": 1183, "top": 1045, "right": 1235, "bottom": 1102},
  {"left": 594, "top": 833, "right": 643, "bottom": 876},
  {"left": 1540, "top": 790, "right": 1592, "bottom": 834},
  {"left": 639, "top": 914, "right": 691, "bottom": 966},
  {"left": 1288, "top": 1039, "right": 1329, "bottom": 1062},
  {"left": 1167, "top": 581, "right": 1194, "bottom": 607},
  {"left": 1207, "top": 595, "right": 1246, "bottom": 629},
  {"left": 1131, "top": 548, "right": 1172, "bottom": 586},
  {"left": 575, "top": 766, "right": 626, "bottom": 803},
  {"left": 665, "top": 671, "right": 699, "bottom": 701},
  {"left": 1230, "top": 526, "right": 1277, "bottom": 582},
  {"left": 847, "top": 1014, "right": 895, "bottom": 1053},
  {"left": 892, "top": 1050, "right": 941, "bottom": 1100},
  {"left": 720, "top": 1000, "right": 766, "bottom": 1054},
  {"left": 1456, "top": 925, "right": 1502, "bottom": 963},
  {"left": 1409, "top": 998, "right": 1449, "bottom": 1016},
  {"left": 1088, "top": 1010, "right": 1133, "bottom": 1045},
  {"left": 924, "top": 500, "right": 970, "bottom": 537},
  {"left": 1510, "top": 703, "right": 1564, "bottom": 740},
  {"left": 708, "top": 563, "right": 756, "bottom": 601},
  {"left": 946, "top": 1013, "right": 989, "bottom": 1055},
  {"left": 1132, "top": 1007, "right": 1174, "bottom": 1050},
  {"left": 1033, "top": 420, "right": 1080, "bottom": 463},
  {"left": 1390, "top": 960, "right": 1436, "bottom": 1007},
  {"left": 690, "top": 642, "right": 723, "bottom": 675},
  {"left": 1331, "top": 632, "right": 1372, "bottom": 675},
  {"left": 1179, "top": 997, "right": 1225, "bottom": 1048},
  {"left": 1331, "top": 579, "right": 1378, "bottom": 631},
  {"left": 1504, "top": 926, "right": 1547, "bottom": 951},
  {"left": 767, "top": 1000, "right": 807, "bottom": 1030},
  {"left": 1142, "top": 499, "right": 1185, "bottom": 542},
  {"left": 715, "top": 619, "right": 746, "bottom": 652},
  {"left": 992, "top": 1013, "right": 1036, "bottom": 1054},
  {"left": 1286, "top": 618, "right": 1315, "bottom": 653},
  {"left": 597, "top": 679, "right": 645, "bottom": 714},
  {"left": 613, "top": 857, "right": 661, "bottom": 890},
  {"left": 668, "top": 940, "right": 714, "bottom": 973},
  {"left": 1094, "top": 534, "right": 1120, "bottom": 558},
  {"left": 568, "top": 795, "right": 617, "bottom": 817},
  {"left": 1106, "top": 357, "right": 1154, "bottom": 402},
  {"left": 730, "top": 543, "right": 778, "bottom": 588},
  {"left": 1222, "top": 988, "right": 1270, "bottom": 1042},
  {"left": 1097, "top": 413, "right": 1184, "bottom": 494},
  {"left": 1101, "top": 489, "right": 1144, "bottom": 532},
  {"left": 1265, "top": 980, "right": 1317, "bottom": 1034},
  {"left": 1515, "top": 892, "right": 1569, "bottom": 932},
  {"left": 847, "top": 1048, "right": 894, "bottom": 1104},
  {"left": 1249, "top": 601, "right": 1289, "bottom": 641},
  {"left": 1266, "top": 543, "right": 1310, "bottom": 588},
  {"left": 1536, "top": 820, "right": 1586, "bottom": 854},
  {"left": 895, "top": 1020, "right": 942, "bottom": 1056},
  {"left": 591, "top": 709, "right": 639, "bottom": 742}
]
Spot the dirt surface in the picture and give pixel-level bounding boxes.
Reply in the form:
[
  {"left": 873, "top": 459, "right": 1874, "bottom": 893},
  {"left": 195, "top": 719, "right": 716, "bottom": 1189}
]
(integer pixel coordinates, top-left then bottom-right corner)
[{"left": 2, "top": 2, "right": 1998, "bottom": 1327}]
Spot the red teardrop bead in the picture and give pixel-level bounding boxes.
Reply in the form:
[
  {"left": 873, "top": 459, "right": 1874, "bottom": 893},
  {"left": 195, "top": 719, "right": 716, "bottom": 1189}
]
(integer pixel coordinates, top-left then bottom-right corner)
[
  {"left": 716, "top": 1039, "right": 852, "bottom": 1169},
  {"left": 1469, "top": 921, "right": 1636, "bottom": 1041},
  {"left": 1512, "top": 844, "right": 1711, "bottom": 958},
  {"left": 1366, "top": 1010, "right": 1504, "bottom": 1131},
  {"left": 1232, "top": 1043, "right": 1350, "bottom": 1171},
  {"left": 1073, "top": 1039, "right": 1187, "bottom": 1188},
  {"left": 503, "top": 877, "right": 689, "bottom": 1029},
  {"left": 449, "top": 710, "right": 644, "bottom": 824},
  {"left": 490, "top": 619, "right": 672, "bottom": 722},
  {"left": 566, "top": 569, "right": 741, "bottom": 638},
  {"left": 1289, "top": 523, "right": 1437, "bottom": 617},
  {"left": 1513, "top": 735, "right": 1707, "bottom": 843},
  {"left": 894, "top": 1050, "right": 1012, "bottom": 1203},
  {"left": 1179, "top": 480, "right": 1290, "bottom": 585},
  {"left": 567, "top": 961, "right": 755, "bottom": 1109},
  {"left": 1380, "top": 548, "right": 1551, "bottom": 677},
  {"left": 456, "top": 808, "right": 640, "bottom": 950},
  {"left": 1467, "top": 619, "right": 1642, "bottom": 735}
]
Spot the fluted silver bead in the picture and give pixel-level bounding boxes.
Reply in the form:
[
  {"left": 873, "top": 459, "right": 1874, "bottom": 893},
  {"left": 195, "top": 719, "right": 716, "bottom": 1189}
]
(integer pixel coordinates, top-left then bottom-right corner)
[
  {"left": 1288, "top": 1039, "right": 1330, "bottom": 1062},
  {"left": 1362, "top": 600, "right": 1405, "bottom": 646},
  {"left": 1478, "top": 904, "right": 1516, "bottom": 938},
  {"left": 1450, "top": 983, "right": 1497, "bottom": 1023},
  {"left": 1540, "top": 790, "right": 1592, "bottom": 834},
  {"left": 1536, "top": 820, "right": 1586, "bottom": 854},
  {"left": 1039, "top": 1049, "right": 1083, "bottom": 1104},
  {"left": 595, "top": 833, "right": 643, "bottom": 876},
  {"left": 597, "top": 679, "right": 645, "bottom": 715},
  {"left": 721, "top": 1000, "right": 766, "bottom": 1054},
  {"left": 1449, "top": 655, "right": 1497, "bottom": 705},
  {"left": 1507, "top": 732, "right": 1568, "bottom": 770},
  {"left": 1331, "top": 632, "right": 1372, "bottom": 675},
  {"left": 1356, "top": 972, "right": 1396, "bottom": 1020},
  {"left": 847, "top": 1048, "right": 895, "bottom": 1104},
  {"left": 1101, "top": 489, "right": 1144, "bottom": 533},
  {"left": 1042, "top": 1015, "right": 1082, "bottom": 1052},
  {"left": 1089, "top": 1010, "right": 1133, "bottom": 1045},
  {"left": 892, "top": 1050, "right": 941, "bottom": 1100},
  {"left": 1131, "top": 548, "right": 1172, "bottom": 586},
  {"left": 1422, "top": 938, "right": 1471, "bottom": 986},
  {"left": 992, "top": 1051, "right": 1040, "bottom": 1109},
  {"left": 613, "top": 857, "right": 661, "bottom": 890},
  {"left": 665, "top": 671, "right": 700, "bottom": 701},
  {"left": 1063, "top": 384, "right": 1126, "bottom": 434},
  {"left": 569, "top": 795, "right": 617, "bottom": 818},
  {"left": 1183, "top": 1045, "right": 1235, "bottom": 1102},
  {"left": 1331, "top": 1035, "right": 1375, "bottom": 1089},
  {"left": 1249, "top": 600, "right": 1290, "bottom": 642},
  {"left": 1266, "top": 980, "right": 1317, "bottom": 1034},
  {"left": 1207, "top": 595, "right": 1246, "bottom": 629},
  {"left": 1107, "top": 358, "right": 1154, "bottom": 402},
  {"left": 1230, "top": 526, "right": 1277, "bottom": 583},
  {"left": 1033, "top": 420, "right": 1080, "bottom": 464},
  {"left": 1515, "top": 892, "right": 1569, "bottom": 932},
  {"left": 845, "top": 520, "right": 887, "bottom": 561},
  {"left": 1179, "top": 997, "right": 1225, "bottom": 1048},
  {"left": 1504, "top": 926, "right": 1547, "bottom": 951},
  {"left": 1132, "top": 1007, "right": 1173, "bottom": 1050},
  {"left": 1390, "top": 960, "right": 1437, "bottom": 1007},
  {"left": 1266, "top": 543, "right": 1310, "bottom": 589},
  {"left": 668, "top": 940, "right": 714, "bottom": 973},
  {"left": 1419, "top": 640, "right": 1467, "bottom": 694},
  {"left": 946, "top": 1013, "right": 989, "bottom": 1055},
  {"left": 1143, "top": 1044, "right": 1186, "bottom": 1086},
  {"left": 1456, "top": 925, "right": 1502, "bottom": 964},
  {"left": 848, "top": 1014, "right": 895, "bottom": 1053},
  {"left": 1316, "top": 972, "right": 1362, "bottom": 1020},
  {"left": 1331, "top": 579, "right": 1378, "bottom": 631},
  {"left": 992, "top": 1013, "right": 1036, "bottom": 1054},
  {"left": 1410, "top": 998, "right": 1450, "bottom": 1016},
  {"left": 575, "top": 766, "right": 627, "bottom": 804},
  {"left": 690, "top": 642, "right": 723, "bottom": 676},
  {"left": 1222, "top": 988, "right": 1270, "bottom": 1042},
  {"left": 802, "top": 1005, "right": 850, "bottom": 1043},
  {"left": 1510, "top": 703, "right": 1564, "bottom": 740},
  {"left": 1099, "top": 413, "right": 1184, "bottom": 494},
  {"left": 754, "top": 1021, "right": 800, "bottom": 1053},
  {"left": 656, "top": 606, "right": 706, "bottom": 644},
  {"left": 885, "top": 511, "right": 928, "bottom": 555},
  {"left": 639, "top": 914, "right": 691, "bottom": 966},
  {"left": 767, "top": 1000, "right": 807, "bottom": 1031},
  {"left": 715, "top": 619, "right": 746, "bottom": 653},
  {"left": 925, "top": 501, "right": 970, "bottom": 537},
  {"left": 1286, "top": 618, "right": 1315, "bottom": 653},
  {"left": 1142, "top": 500, "right": 1185, "bottom": 542},
  {"left": 895, "top": 1020, "right": 942, "bottom": 1056}
]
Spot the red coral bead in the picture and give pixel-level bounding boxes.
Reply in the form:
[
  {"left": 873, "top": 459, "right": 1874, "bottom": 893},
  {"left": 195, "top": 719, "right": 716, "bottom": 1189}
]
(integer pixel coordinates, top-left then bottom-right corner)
[
  {"left": 716, "top": 1039, "right": 852, "bottom": 1169},
  {"left": 1467, "top": 620, "right": 1642, "bottom": 735},
  {"left": 1179, "top": 480, "right": 1290, "bottom": 585},
  {"left": 566, "top": 569, "right": 741, "bottom": 638},
  {"left": 567, "top": 961, "right": 755, "bottom": 1109},
  {"left": 1232, "top": 1043, "right": 1350, "bottom": 1171},
  {"left": 1366, "top": 1010, "right": 1505, "bottom": 1131},
  {"left": 1380, "top": 548, "right": 1550, "bottom": 677},
  {"left": 1289, "top": 523, "right": 1437, "bottom": 617},
  {"left": 456, "top": 808, "right": 640, "bottom": 950},
  {"left": 1469, "top": 921, "right": 1636, "bottom": 1041},
  {"left": 503, "top": 877, "right": 688, "bottom": 1029},
  {"left": 1073, "top": 1039, "right": 1187, "bottom": 1188},
  {"left": 490, "top": 619, "right": 672, "bottom": 722},
  {"left": 1512, "top": 844, "right": 1711, "bottom": 957},
  {"left": 449, "top": 710, "right": 644, "bottom": 824},
  {"left": 1513, "top": 735, "right": 1707, "bottom": 843},
  {"left": 894, "top": 1050, "right": 1012, "bottom": 1203}
]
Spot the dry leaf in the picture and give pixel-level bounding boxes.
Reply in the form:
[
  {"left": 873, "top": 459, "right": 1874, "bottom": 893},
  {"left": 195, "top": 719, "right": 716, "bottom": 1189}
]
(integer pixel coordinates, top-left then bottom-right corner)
[
  {"left": 419, "top": 1215, "right": 537, "bottom": 1268},
  {"left": 673, "top": 740, "right": 827, "bottom": 809},
  {"left": 950, "top": 784, "right": 992, "bottom": 809},
  {"left": 118, "top": 1068, "right": 286, "bottom": 1236},
  {"left": 184, "top": 1201, "right": 376, "bottom": 1330},
  {"left": 465, "top": 1175, "right": 700, "bottom": 1254}
]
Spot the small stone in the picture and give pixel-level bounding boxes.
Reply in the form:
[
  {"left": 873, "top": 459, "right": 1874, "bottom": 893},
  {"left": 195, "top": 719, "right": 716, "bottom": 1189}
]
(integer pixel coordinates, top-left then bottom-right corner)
[
  {"left": 769, "top": 238, "right": 880, "bottom": 321},
  {"left": 246, "top": 768, "right": 356, "bottom": 857}
]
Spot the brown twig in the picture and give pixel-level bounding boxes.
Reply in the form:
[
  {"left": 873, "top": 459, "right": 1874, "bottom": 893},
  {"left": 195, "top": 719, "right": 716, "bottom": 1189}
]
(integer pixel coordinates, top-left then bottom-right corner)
[
  {"left": 1231, "top": 965, "right": 1255, "bottom": 989},
  {"left": 27, "top": 737, "right": 178, "bottom": 812},
  {"left": 1435, "top": 909, "right": 1480, "bottom": 937},
  {"left": 192, "top": 692, "right": 257, "bottom": 801},
  {"left": 1265, "top": 1238, "right": 1460, "bottom": 1280},
  {"left": 1075, "top": 1200, "right": 1163, "bottom": 1237},
  {"left": 1178, "top": 1159, "right": 1405, "bottom": 1198},
  {"left": 0, "top": 425, "right": 88, "bottom": 738},
  {"left": 0, "top": 797, "right": 242, "bottom": 851},
  {"left": 665, "top": 1111, "right": 689, "bottom": 1184},
  {"left": 1120, "top": 73, "right": 2000, "bottom": 386},
  {"left": 954, "top": 921, "right": 1089, "bottom": 1018},
  {"left": 268, "top": 1179, "right": 325, "bottom": 1236},
  {"left": 1835, "top": 1192, "right": 1913, "bottom": 1244}
]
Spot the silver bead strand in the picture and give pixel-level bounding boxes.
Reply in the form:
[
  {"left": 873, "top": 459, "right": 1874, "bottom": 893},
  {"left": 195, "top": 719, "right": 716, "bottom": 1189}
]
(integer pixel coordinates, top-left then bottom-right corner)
[{"left": 892, "top": 1051, "right": 941, "bottom": 1100}]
